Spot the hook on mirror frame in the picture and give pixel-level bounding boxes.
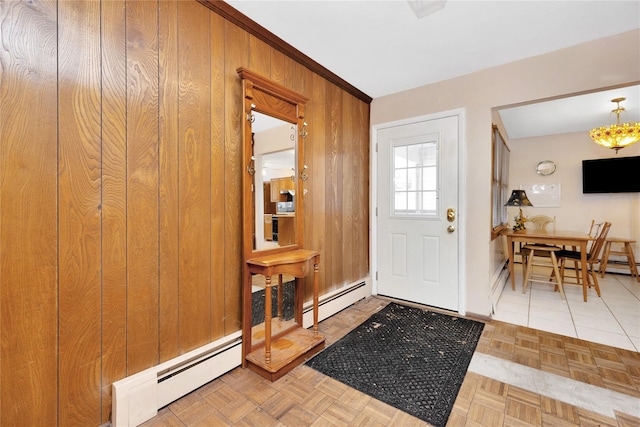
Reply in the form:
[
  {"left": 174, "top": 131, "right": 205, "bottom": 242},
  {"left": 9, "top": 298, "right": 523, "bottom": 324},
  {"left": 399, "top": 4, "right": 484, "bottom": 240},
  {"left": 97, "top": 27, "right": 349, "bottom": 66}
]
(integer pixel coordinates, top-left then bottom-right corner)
[
  {"left": 300, "top": 164, "right": 309, "bottom": 181},
  {"left": 300, "top": 122, "right": 308, "bottom": 139},
  {"left": 247, "top": 155, "right": 256, "bottom": 176},
  {"left": 247, "top": 103, "right": 257, "bottom": 123}
]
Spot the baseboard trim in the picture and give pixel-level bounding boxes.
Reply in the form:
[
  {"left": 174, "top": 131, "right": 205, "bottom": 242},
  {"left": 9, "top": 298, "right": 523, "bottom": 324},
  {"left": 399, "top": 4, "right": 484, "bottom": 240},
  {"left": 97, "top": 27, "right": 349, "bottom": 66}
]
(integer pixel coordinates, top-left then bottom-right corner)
[
  {"left": 303, "top": 277, "right": 371, "bottom": 327},
  {"left": 111, "top": 277, "right": 372, "bottom": 426},
  {"left": 112, "top": 331, "right": 242, "bottom": 427},
  {"left": 490, "top": 261, "right": 510, "bottom": 314}
]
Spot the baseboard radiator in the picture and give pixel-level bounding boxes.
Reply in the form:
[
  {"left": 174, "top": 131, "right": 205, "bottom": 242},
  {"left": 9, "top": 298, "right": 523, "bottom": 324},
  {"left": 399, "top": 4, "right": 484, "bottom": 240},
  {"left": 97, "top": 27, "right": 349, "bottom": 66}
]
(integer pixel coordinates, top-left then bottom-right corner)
[
  {"left": 490, "top": 261, "right": 510, "bottom": 314},
  {"left": 112, "top": 331, "right": 242, "bottom": 427},
  {"left": 112, "top": 277, "right": 371, "bottom": 426}
]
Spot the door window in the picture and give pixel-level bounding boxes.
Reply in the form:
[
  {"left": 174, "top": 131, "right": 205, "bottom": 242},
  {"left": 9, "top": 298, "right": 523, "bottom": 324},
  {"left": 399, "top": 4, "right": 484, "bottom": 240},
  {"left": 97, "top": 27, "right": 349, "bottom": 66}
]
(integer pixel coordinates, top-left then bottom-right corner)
[{"left": 392, "top": 140, "right": 438, "bottom": 216}]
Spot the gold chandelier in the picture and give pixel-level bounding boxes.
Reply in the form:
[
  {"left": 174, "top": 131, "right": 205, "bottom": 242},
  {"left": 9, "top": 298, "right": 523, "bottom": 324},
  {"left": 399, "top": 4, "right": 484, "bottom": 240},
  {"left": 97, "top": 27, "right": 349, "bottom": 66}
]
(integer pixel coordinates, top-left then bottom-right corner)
[{"left": 589, "top": 97, "right": 640, "bottom": 153}]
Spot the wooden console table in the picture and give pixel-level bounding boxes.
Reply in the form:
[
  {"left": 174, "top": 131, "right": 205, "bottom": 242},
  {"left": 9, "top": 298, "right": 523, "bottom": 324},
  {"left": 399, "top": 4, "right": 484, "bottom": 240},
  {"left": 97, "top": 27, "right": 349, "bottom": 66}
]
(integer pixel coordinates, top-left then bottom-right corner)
[{"left": 245, "top": 249, "right": 324, "bottom": 381}]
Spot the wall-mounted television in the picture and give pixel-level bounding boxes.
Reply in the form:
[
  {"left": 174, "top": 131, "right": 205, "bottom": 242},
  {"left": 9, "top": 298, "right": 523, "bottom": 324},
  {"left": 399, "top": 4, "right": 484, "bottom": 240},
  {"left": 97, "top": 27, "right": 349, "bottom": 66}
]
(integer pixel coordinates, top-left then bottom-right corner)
[{"left": 582, "top": 156, "right": 640, "bottom": 193}]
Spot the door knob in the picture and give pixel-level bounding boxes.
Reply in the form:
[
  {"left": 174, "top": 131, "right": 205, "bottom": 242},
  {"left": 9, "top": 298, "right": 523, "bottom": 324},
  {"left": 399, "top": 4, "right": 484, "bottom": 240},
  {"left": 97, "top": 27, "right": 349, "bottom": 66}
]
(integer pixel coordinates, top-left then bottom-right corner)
[
  {"left": 447, "top": 208, "right": 456, "bottom": 222},
  {"left": 447, "top": 225, "right": 455, "bottom": 233}
]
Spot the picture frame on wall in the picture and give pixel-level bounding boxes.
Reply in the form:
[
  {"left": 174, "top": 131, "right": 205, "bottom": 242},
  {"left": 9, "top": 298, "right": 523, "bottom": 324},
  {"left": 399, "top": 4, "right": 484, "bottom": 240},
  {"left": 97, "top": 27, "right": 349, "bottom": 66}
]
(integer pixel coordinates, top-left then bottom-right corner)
[{"left": 519, "top": 183, "right": 561, "bottom": 207}]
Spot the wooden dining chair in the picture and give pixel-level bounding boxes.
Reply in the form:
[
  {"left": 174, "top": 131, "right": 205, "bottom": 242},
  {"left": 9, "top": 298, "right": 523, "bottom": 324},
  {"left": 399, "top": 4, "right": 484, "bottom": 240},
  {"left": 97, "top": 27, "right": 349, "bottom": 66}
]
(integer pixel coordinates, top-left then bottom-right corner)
[
  {"left": 521, "top": 244, "right": 565, "bottom": 299},
  {"left": 586, "top": 220, "right": 604, "bottom": 250},
  {"left": 557, "top": 221, "right": 611, "bottom": 301},
  {"left": 525, "top": 215, "right": 556, "bottom": 231},
  {"left": 562, "top": 219, "right": 603, "bottom": 273},
  {"left": 518, "top": 215, "right": 558, "bottom": 275}
]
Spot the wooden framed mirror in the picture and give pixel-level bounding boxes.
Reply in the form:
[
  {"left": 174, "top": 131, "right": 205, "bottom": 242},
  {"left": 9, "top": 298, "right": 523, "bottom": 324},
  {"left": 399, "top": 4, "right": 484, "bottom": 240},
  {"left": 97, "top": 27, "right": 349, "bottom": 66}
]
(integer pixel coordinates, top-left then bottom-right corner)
[
  {"left": 239, "top": 67, "right": 308, "bottom": 261},
  {"left": 239, "top": 68, "right": 323, "bottom": 381}
]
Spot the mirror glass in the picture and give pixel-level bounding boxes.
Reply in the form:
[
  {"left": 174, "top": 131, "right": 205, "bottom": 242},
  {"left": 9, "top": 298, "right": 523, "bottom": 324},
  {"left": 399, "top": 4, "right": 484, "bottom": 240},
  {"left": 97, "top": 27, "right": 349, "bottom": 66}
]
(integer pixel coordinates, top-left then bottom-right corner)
[
  {"left": 251, "top": 112, "right": 297, "bottom": 251},
  {"left": 250, "top": 112, "right": 299, "bottom": 336},
  {"left": 250, "top": 274, "right": 297, "bottom": 336}
]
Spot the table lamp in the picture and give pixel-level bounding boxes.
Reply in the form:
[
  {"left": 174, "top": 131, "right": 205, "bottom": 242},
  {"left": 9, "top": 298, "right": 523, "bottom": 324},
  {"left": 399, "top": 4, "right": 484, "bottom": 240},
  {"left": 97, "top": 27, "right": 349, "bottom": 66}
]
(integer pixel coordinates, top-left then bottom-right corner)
[{"left": 505, "top": 189, "right": 533, "bottom": 231}]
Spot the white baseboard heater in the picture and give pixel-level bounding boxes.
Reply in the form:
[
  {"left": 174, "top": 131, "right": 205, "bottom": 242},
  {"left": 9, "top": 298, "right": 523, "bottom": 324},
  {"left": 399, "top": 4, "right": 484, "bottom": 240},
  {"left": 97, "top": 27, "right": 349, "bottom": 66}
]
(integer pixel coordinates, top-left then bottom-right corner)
[
  {"left": 490, "top": 261, "right": 510, "bottom": 314},
  {"left": 112, "top": 277, "right": 371, "bottom": 426},
  {"left": 112, "top": 331, "right": 242, "bottom": 427}
]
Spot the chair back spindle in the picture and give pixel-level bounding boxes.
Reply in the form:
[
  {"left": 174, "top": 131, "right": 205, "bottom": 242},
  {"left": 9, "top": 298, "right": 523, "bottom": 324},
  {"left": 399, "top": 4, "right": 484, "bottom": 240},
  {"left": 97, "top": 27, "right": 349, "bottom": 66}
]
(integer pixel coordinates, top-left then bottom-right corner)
[
  {"left": 526, "top": 215, "right": 555, "bottom": 231},
  {"left": 588, "top": 222, "right": 611, "bottom": 263}
]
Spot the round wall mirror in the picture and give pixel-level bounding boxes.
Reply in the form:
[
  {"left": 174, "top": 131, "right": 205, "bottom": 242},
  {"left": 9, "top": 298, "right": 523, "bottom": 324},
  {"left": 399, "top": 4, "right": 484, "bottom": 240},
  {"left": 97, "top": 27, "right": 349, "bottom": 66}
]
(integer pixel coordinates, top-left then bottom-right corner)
[{"left": 536, "top": 160, "right": 556, "bottom": 176}]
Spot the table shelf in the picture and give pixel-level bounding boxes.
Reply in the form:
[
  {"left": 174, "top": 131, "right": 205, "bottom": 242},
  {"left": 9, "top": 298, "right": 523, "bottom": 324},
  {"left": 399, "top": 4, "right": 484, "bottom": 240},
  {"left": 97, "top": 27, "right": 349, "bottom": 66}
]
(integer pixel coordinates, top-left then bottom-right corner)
[{"left": 243, "top": 249, "right": 324, "bottom": 381}]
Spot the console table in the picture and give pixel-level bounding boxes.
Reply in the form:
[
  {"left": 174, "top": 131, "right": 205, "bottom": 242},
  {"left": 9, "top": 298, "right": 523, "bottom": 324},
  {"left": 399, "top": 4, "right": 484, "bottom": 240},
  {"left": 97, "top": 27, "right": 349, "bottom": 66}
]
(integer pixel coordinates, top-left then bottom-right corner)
[{"left": 244, "top": 249, "right": 324, "bottom": 381}]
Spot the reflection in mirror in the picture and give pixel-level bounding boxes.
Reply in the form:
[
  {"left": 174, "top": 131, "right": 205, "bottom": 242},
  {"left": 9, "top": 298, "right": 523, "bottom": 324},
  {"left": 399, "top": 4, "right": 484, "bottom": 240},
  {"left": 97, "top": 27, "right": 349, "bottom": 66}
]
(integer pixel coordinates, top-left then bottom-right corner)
[
  {"left": 250, "top": 112, "right": 298, "bottom": 337},
  {"left": 251, "top": 112, "right": 297, "bottom": 251},
  {"left": 251, "top": 274, "right": 295, "bottom": 331}
]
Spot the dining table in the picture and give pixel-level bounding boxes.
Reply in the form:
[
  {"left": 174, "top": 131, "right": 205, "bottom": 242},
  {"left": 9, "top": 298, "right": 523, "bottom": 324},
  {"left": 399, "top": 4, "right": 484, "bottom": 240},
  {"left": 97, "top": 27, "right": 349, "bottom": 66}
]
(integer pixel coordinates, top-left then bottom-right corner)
[{"left": 503, "top": 228, "right": 593, "bottom": 302}]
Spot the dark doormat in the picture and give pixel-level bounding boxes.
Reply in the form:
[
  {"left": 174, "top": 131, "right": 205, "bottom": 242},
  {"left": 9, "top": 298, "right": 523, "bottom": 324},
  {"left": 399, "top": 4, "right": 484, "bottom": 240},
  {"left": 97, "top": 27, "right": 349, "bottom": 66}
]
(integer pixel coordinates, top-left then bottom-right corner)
[{"left": 305, "top": 302, "right": 484, "bottom": 427}]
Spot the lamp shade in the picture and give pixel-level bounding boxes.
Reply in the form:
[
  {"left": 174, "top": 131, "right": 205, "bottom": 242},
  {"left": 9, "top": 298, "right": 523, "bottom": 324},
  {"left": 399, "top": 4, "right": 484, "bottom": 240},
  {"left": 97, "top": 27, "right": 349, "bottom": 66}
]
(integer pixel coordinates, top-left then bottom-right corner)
[{"left": 505, "top": 189, "right": 533, "bottom": 207}]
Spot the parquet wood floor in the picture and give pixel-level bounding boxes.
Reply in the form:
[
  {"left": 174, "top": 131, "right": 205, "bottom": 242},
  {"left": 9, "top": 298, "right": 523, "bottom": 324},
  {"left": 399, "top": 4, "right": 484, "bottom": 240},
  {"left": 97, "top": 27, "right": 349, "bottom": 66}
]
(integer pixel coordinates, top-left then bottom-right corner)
[{"left": 140, "top": 297, "right": 640, "bottom": 426}]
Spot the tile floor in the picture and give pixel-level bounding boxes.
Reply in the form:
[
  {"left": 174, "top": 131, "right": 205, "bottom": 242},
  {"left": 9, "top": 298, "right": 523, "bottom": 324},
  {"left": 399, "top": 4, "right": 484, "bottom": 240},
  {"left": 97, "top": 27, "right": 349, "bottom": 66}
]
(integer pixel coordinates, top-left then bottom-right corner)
[{"left": 494, "top": 265, "right": 640, "bottom": 352}]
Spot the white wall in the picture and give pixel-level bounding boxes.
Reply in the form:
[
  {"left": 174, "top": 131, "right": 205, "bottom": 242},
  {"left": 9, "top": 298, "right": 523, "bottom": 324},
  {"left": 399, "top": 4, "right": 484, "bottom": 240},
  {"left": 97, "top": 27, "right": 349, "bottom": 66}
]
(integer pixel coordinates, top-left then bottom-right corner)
[
  {"left": 507, "top": 131, "right": 640, "bottom": 254},
  {"left": 371, "top": 29, "right": 640, "bottom": 317}
]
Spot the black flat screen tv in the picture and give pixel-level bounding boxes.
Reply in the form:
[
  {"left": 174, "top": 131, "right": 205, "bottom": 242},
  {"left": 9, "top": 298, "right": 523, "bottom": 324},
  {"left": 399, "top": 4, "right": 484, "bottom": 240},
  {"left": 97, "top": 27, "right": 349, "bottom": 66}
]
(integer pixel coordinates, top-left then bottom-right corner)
[{"left": 582, "top": 156, "right": 640, "bottom": 193}]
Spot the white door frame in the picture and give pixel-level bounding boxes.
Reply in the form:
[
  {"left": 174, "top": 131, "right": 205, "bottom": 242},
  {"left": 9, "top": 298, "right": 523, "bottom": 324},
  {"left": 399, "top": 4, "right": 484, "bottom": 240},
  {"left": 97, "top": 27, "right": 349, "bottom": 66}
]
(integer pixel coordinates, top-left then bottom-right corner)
[{"left": 371, "top": 109, "right": 468, "bottom": 315}]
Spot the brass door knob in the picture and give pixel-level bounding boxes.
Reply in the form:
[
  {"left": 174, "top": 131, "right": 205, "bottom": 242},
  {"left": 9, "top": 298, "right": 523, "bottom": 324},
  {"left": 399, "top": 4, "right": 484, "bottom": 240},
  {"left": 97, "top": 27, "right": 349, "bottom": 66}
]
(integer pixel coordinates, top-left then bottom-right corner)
[{"left": 447, "top": 208, "right": 456, "bottom": 222}]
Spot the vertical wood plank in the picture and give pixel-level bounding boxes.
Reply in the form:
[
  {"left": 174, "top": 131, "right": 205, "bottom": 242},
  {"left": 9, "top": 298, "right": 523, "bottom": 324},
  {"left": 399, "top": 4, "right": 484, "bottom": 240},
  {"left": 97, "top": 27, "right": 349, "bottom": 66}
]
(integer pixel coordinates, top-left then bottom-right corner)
[
  {"left": 58, "top": 0, "right": 102, "bottom": 423},
  {"left": 101, "top": 0, "right": 128, "bottom": 421},
  {"left": 283, "top": 54, "right": 296, "bottom": 89},
  {"left": 357, "top": 100, "right": 371, "bottom": 279},
  {"left": 177, "top": 0, "right": 212, "bottom": 352},
  {"left": 0, "top": 1, "right": 58, "bottom": 424},
  {"left": 223, "top": 21, "right": 248, "bottom": 335},
  {"left": 289, "top": 62, "right": 315, "bottom": 297},
  {"left": 326, "top": 84, "right": 344, "bottom": 289},
  {"left": 310, "top": 73, "right": 327, "bottom": 295},
  {"left": 342, "top": 92, "right": 355, "bottom": 283},
  {"left": 271, "top": 49, "right": 286, "bottom": 86},
  {"left": 126, "top": 0, "right": 160, "bottom": 374},
  {"left": 249, "top": 35, "right": 270, "bottom": 78},
  {"left": 210, "top": 11, "right": 226, "bottom": 340},
  {"left": 158, "top": 0, "right": 180, "bottom": 362}
]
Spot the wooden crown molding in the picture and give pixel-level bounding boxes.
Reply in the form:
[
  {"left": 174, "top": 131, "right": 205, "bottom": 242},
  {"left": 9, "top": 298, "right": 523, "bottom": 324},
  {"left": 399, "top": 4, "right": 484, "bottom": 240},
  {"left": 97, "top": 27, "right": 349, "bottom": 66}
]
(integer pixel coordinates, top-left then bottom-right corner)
[{"left": 197, "top": 0, "right": 373, "bottom": 104}]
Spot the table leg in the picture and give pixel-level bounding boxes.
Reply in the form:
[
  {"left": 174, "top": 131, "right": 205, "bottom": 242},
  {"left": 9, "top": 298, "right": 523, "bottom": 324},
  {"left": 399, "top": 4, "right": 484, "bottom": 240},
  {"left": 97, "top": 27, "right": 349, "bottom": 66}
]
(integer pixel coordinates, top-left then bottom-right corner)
[
  {"left": 580, "top": 242, "right": 588, "bottom": 302},
  {"left": 625, "top": 242, "right": 639, "bottom": 282},
  {"left": 599, "top": 241, "right": 612, "bottom": 277},
  {"left": 522, "top": 247, "right": 535, "bottom": 294},
  {"left": 264, "top": 275, "right": 272, "bottom": 364},
  {"left": 277, "top": 274, "right": 283, "bottom": 321},
  {"left": 550, "top": 251, "right": 565, "bottom": 300}
]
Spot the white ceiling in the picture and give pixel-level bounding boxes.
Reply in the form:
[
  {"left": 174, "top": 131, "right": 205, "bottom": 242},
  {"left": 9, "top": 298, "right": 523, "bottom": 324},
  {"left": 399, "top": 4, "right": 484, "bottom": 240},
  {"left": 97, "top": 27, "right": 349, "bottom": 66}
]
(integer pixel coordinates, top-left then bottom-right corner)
[
  {"left": 497, "top": 84, "right": 640, "bottom": 140},
  {"left": 226, "top": 0, "right": 640, "bottom": 139}
]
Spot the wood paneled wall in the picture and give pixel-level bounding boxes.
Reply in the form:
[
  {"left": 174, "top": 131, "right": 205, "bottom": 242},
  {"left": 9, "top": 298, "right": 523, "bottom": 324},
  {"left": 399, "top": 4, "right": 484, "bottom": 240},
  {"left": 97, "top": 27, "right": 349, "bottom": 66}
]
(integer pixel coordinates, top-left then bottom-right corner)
[{"left": 0, "top": 1, "right": 369, "bottom": 425}]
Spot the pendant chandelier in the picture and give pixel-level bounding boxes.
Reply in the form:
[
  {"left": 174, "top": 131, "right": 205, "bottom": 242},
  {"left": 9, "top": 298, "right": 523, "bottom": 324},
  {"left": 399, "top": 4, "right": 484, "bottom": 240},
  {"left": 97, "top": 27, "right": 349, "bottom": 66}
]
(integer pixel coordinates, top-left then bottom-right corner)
[{"left": 588, "top": 97, "right": 640, "bottom": 153}]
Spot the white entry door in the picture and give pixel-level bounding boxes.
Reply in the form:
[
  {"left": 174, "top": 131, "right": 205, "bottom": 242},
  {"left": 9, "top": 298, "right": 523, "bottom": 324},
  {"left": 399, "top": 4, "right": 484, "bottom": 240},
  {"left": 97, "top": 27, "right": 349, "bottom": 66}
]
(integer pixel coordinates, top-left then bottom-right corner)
[{"left": 377, "top": 115, "right": 459, "bottom": 311}]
